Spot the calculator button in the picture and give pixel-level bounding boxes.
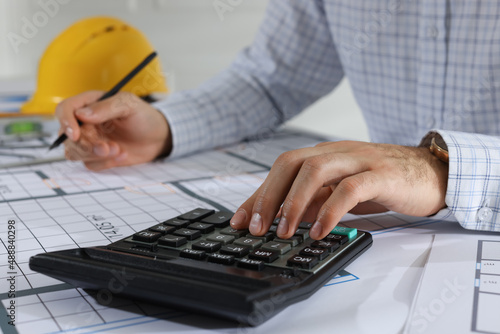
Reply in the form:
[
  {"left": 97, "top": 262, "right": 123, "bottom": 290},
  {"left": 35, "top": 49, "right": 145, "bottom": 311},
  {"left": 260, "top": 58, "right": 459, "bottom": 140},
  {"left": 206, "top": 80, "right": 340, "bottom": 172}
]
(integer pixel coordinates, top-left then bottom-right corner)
[
  {"left": 261, "top": 241, "right": 291, "bottom": 255},
  {"left": 330, "top": 226, "right": 357, "bottom": 240},
  {"left": 173, "top": 229, "right": 201, "bottom": 241},
  {"left": 248, "top": 249, "right": 279, "bottom": 263},
  {"left": 163, "top": 218, "right": 190, "bottom": 228},
  {"left": 268, "top": 225, "right": 278, "bottom": 233},
  {"left": 311, "top": 240, "right": 340, "bottom": 252},
  {"left": 132, "top": 231, "right": 162, "bottom": 243},
  {"left": 287, "top": 254, "right": 319, "bottom": 269},
  {"left": 178, "top": 208, "right": 215, "bottom": 222},
  {"left": 299, "top": 247, "right": 328, "bottom": 260},
  {"left": 201, "top": 212, "right": 233, "bottom": 227},
  {"left": 274, "top": 236, "right": 301, "bottom": 247},
  {"left": 293, "top": 228, "right": 309, "bottom": 242},
  {"left": 180, "top": 249, "right": 206, "bottom": 260},
  {"left": 219, "top": 245, "right": 250, "bottom": 257},
  {"left": 158, "top": 235, "right": 187, "bottom": 247},
  {"left": 206, "top": 234, "right": 235, "bottom": 245},
  {"left": 325, "top": 234, "right": 348, "bottom": 245},
  {"left": 149, "top": 224, "right": 175, "bottom": 235},
  {"left": 188, "top": 222, "right": 215, "bottom": 234},
  {"left": 273, "top": 218, "right": 281, "bottom": 225},
  {"left": 299, "top": 222, "right": 313, "bottom": 229},
  {"left": 220, "top": 226, "right": 248, "bottom": 238},
  {"left": 237, "top": 258, "right": 265, "bottom": 271},
  {"left": 234, "top": 237, "right": 263, "bottom": 250},
  {"left": 207, "top": 253, "right": 235, "bottom": 265},
  {"left": 246, "top": 232, "right": 274, "bottom": 242},
  {"left": 192, "top": 241, "right": 221, "bottom": 253}
]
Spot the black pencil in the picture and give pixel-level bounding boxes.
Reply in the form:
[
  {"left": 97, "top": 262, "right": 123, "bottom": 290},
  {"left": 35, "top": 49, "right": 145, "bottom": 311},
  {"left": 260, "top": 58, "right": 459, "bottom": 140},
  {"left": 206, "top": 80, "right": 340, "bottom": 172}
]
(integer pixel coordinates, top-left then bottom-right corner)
[{"left": 48, "top": 51, "right": 158, "bottom": 151}]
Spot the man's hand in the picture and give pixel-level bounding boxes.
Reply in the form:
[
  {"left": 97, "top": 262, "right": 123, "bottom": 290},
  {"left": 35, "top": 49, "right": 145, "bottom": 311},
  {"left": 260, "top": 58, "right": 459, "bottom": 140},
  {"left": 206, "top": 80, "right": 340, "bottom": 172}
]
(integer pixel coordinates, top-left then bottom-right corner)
[
  {"left": 55, "top": 91, "right": 171, "bottom": 171},
  {"left": 230, "top": 141, "right": 448, "bottom": 240}
]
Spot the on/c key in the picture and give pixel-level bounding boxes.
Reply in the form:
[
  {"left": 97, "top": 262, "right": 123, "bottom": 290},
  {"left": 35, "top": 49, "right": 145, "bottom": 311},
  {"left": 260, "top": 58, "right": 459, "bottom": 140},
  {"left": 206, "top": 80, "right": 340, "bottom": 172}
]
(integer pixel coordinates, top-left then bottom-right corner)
[{"left": 330, "top": 226, "right": 357, "bottom": 240}]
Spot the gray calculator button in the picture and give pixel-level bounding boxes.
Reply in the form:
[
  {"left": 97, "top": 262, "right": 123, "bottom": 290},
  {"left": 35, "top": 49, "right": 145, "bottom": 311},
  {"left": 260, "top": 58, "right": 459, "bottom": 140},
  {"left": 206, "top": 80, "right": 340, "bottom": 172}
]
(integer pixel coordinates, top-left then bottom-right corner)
[
  {"left": 246, "top": 232, "right": 274, "bottom": 242},
  {"left": 274, "top": 237, "right": 300, "bottom": 247},
  {"left": 234, "top": 237, "right": 263, "bottom": 250},
  {"left": 206, "top": 234, "right": 235, "bottom": 245},
  {"left": 293, "top": 228, "right": 309, "bottom": 241},
  {"left": 220, "top": 226, "right": 248, "bottom": 238},
  {"left": 261, "top": 241, "right": 291, "bottom": 255}
]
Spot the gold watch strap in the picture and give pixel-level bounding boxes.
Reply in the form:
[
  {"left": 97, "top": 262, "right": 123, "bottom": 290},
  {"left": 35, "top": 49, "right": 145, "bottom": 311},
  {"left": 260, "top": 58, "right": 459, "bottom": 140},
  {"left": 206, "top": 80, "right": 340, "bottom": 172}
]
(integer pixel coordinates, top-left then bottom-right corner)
[{"left": 429, "top": 136, "right": 449, "bottom": 163}]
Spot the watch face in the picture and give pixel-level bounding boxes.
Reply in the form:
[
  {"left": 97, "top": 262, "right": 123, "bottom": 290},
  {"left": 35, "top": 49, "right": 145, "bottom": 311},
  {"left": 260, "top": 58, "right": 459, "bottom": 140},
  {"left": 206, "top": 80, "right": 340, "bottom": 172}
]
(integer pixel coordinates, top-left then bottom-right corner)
[{"left": 433, "top": 135, "right": 448, "bottom": 151}]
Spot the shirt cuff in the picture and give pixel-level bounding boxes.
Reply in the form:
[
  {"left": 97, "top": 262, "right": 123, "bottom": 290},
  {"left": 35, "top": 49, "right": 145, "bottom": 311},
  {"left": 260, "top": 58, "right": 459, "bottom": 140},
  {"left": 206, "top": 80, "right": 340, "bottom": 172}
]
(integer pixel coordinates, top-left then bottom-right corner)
[
  {"left": 153, "top": 91, "right": 211, "bottom": 159},
  {"left": 422, "top": 130, "right": 500, "bottom": 232}
]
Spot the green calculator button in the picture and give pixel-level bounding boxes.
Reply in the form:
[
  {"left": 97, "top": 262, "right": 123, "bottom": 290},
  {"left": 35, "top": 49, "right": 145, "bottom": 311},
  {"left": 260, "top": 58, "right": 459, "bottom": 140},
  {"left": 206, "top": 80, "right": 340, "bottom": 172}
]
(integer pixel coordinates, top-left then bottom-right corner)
[{"left": 330, "top": 226, "right": 357, "bottom": 240}]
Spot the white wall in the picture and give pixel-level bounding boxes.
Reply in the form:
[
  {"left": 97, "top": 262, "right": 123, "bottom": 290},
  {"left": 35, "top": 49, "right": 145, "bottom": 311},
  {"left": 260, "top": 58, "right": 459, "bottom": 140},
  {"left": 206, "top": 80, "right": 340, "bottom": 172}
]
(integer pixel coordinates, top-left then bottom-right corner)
[{"left": 0, "top": 0, "right": 368, "bottom": 141}]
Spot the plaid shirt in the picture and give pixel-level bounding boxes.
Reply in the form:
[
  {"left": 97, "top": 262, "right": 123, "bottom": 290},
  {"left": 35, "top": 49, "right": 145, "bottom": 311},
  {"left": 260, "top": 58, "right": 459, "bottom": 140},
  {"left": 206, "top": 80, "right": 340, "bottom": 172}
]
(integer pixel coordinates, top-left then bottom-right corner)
[{"left": 155, "top": 0, "right": 500, "bottom": 232}]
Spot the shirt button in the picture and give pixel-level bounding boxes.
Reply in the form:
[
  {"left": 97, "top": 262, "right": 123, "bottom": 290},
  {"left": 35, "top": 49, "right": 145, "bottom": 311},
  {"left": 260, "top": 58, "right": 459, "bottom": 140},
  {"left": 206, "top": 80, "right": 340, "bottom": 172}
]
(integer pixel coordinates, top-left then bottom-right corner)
[
  {"left": 426, "top": 26, "right": 438, "bottom": 38},
  {"left": 477, "top": 207, "right": 493, "bottom": 222}
]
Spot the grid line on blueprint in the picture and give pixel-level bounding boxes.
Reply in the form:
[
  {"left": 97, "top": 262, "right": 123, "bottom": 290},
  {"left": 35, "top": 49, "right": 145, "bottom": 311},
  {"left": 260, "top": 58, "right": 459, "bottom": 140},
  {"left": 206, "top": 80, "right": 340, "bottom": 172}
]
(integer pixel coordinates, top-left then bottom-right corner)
[
  {"left": 35, "top": 293, "right": 62, "bottom": 333},
  {"left": 179, "top": 172, "right": 267, "bottom": 213},
  {"left": 225, "top": 131, "right": 325, "bottom": 168}
]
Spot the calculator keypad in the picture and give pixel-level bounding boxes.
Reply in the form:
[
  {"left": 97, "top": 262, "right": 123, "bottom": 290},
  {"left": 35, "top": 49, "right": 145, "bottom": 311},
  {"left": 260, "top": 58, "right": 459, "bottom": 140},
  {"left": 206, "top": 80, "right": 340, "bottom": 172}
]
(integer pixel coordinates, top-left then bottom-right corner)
[{"left": 118, "top": 208, "right": 360, "bottom": 273}]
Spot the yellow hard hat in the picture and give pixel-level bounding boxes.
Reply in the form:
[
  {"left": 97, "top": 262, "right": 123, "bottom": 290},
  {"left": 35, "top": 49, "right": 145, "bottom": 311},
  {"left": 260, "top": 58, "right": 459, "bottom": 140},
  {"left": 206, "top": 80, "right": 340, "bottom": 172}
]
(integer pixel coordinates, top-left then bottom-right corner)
[{"left": 21, "top": 16, "right": 168, "bottom": 115}]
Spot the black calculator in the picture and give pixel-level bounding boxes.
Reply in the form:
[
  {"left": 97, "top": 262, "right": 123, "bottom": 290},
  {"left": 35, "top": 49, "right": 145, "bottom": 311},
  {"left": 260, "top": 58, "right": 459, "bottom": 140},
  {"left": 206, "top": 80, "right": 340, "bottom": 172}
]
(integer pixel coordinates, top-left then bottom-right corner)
[{"left": 29, "top": 208, "right": 372, "bottom": 326}]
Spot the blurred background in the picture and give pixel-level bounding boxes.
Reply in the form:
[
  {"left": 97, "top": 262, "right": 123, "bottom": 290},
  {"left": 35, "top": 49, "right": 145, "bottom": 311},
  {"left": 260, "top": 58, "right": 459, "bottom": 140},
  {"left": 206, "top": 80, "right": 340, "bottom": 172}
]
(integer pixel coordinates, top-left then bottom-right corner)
[{"left": 0, "top": 0, "right": 368, "bottom": 141}]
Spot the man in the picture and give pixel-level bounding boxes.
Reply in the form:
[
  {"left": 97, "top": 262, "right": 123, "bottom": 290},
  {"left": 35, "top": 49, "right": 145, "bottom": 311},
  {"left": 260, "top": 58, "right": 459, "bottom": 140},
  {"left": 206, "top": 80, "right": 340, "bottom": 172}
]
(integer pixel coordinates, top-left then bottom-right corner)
[{"left": 56, "top": 1, "right": 500, "bottom": 241}]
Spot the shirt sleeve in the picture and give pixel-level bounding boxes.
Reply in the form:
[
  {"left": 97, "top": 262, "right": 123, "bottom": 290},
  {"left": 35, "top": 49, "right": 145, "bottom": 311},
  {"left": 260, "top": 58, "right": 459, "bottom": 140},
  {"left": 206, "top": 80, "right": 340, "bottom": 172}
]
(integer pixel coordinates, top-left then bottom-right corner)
[
  {"left": 153, "top": 0, "right": 344, "bottom": 159},
  {"left": 424, "top": 130, "right": 500, "bottom": 232}
]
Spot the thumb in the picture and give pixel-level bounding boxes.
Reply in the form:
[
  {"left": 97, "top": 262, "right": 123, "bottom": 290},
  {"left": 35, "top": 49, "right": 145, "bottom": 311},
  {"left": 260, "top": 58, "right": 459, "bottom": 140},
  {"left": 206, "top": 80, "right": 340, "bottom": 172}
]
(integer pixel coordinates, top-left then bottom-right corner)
[
  {"left": 55, "top": 90, "right": 104, "bottom": 141},
  {"left": 75, "top": 91, "right": 139, "bottom": 125}
]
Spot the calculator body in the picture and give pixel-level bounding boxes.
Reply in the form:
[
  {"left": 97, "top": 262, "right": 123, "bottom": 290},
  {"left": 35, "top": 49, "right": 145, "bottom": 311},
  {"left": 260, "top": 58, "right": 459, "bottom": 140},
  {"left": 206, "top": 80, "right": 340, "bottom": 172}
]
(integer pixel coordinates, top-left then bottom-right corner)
[{"left": 30, "top": 209, "right": 372, "bottom": 326}]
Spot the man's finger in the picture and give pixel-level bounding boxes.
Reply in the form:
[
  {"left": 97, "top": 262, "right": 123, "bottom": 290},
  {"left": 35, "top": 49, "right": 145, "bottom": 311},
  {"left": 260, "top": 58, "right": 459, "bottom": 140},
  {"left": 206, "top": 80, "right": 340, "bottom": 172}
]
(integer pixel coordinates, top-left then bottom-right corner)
[
  {"left": 349, "top": 201, "right": 388, "bottom": 214},
  {"left": 64, "top": 136, "right": 121, "bottom": 162},
  {"left": 64, "top": 139, "right": 94, "bottom": 161},
  {"left": 230, "top": 185, "right": 263, "bottom": 230},
  {"left": 234, "top": 141, "right": 367, "bottom": 235},
  {"left": 310, "top": 171, "right": 381, "bottom": 239},
  {"left": 277, "top": 152, "right": 367, "bottom": 238},
  {"left": 74, "top": 92, "right": 139, "bottom": 125},
  {"left": 55, "top": 90, "right": 104, "bottom": 141},
  {"left": 300, "top": 186, "right": 334, "bottom": 223},
  {"left": 248, "top": 146, "right": 340, "bottom": 236}
]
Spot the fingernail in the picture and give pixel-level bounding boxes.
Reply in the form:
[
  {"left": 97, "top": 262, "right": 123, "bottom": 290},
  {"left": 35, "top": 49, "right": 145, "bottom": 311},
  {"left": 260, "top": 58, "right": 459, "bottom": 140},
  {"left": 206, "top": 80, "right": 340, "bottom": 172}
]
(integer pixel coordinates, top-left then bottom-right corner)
[
  {"left": 277, "top": 216, "right": 289, "bottom": 237},
  {"left": 249, "top": 212, "right": 263, "bottom": 234},
  {"left": 76, "top": 107, "right": 93, "bottom": 116},
  {"left": 93, "top": 144, "right": 107, "bottom": 157},
  {"left": 230, "top": 210, "right": 246, "bottom": 227},
  {"left": 310, "top": 221, "right": 323, "bottom": 239},
  {"left": 65, "top": 127, "right": 74, "bottom": 141}
]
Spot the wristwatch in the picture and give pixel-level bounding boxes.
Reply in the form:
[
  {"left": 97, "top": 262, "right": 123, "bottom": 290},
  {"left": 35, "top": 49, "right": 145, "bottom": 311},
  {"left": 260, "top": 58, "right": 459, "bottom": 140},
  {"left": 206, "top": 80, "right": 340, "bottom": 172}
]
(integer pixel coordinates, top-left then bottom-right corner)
[{"left": 420, "top": 132, "right": 449, "bottom": 163}]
